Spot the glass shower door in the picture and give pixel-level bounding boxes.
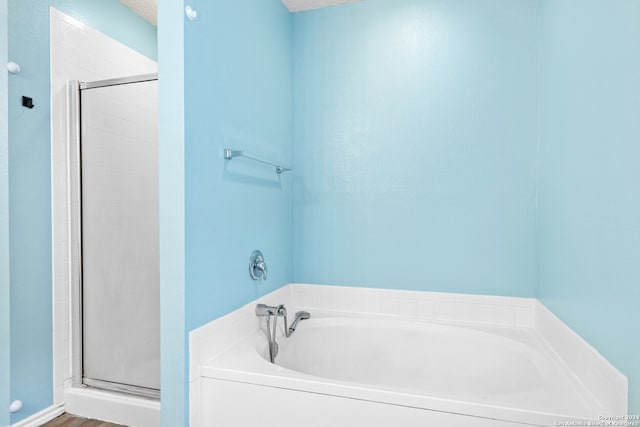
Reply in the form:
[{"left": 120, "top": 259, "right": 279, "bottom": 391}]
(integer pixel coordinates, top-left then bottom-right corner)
[{"left": 79, "top": 75, "right": 159, "bottom": 396}]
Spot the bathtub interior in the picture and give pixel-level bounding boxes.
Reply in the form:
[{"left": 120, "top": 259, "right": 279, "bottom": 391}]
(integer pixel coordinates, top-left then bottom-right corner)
[
  {"left": 274, "top": 318, "right": 546, "bottom": 394},
  {"left": 223, "top": 311, "right": 599, "bottom": 422},
  {"left": 267, "top": 315, "right": 600, "bottom": 417}
]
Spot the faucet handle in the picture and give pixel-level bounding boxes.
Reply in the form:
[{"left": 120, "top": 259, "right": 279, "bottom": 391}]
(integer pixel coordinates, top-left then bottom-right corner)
[
  {"left": 249, "top": 250, "right": 267, "bottom": 280},
  {"left": 255, "top": 303, "right": 285, "bottom": 317},
  {"left": 255, "top": 260, "right": 267, "bottom": 280},
  {"left": 255, "top": 303, "right": 275, "bottom": 316}
]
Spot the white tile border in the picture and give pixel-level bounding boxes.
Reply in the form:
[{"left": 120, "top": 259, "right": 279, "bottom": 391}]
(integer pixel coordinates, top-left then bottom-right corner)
[{"left": 289, "top": 283, "right": 536, "bottom": 328}]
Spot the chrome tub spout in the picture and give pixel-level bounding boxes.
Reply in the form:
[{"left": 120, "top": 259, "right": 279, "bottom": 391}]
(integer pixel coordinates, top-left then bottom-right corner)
[{"left": 255, "top": 303, "right": 311, "bottom": 363}]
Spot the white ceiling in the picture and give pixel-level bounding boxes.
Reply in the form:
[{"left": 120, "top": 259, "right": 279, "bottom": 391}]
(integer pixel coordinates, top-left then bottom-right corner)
[
  {"left": 281, "top": 0, "right": 363, "bottom": 12},
  {"left": 118, "top": 0, "right": 364, "bottom": 24},
  {"left": 120, "top": 0, "right": 157, "bottom": 26}
]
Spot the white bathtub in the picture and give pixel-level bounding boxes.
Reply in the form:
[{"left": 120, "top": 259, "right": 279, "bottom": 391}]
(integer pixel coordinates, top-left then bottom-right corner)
[
  {"left": 191, "top": 285, "right": 626, "bottom": 427},
  {"left": 273, "top": 316, "right": 593, "bottom": 413}
]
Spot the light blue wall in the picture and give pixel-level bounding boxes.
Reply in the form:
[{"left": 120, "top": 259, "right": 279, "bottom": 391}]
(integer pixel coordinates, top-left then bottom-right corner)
[
  {"left": 292, "top": 0, "right": 539, "bottom": 296},
  {"left": 1, "top": 1, "right": 10, "bottom": 426},
  {"left": 538, "top": 0, "right": 640, "bottom": 413},
  {"left": 184, "top": 0, "right": 292, "bottom": 330},
  {"left": 8, "top": 1, "right": 54, "bottom": 421},
  {"left": 7, "top": 1, "right": 156, "bottom": 422},
  {"left": 158, "top": 0, "right": 185, "bottom": 425},
  {"left": 169, "top": 0, "right": 292, "bottom": 423}
]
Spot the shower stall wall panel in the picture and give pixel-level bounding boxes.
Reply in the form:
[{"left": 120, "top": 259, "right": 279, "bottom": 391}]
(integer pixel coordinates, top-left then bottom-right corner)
[
  {"left": 80, "top": 79, "right": 160, "bottom": 393},
  {"left": 50, "top": 7, "right": 158, "bottom": 404}
]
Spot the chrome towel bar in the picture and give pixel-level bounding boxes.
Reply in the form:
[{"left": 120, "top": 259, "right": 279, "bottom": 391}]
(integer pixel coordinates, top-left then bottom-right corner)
[{"left": 223, "top": 148, "right": 291, "bottom": 174}]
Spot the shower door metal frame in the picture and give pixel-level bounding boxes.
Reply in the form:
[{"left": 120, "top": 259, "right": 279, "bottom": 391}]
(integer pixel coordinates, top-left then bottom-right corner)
[{"left": 68, "top": 73, "right": 160, "bottom": 400}]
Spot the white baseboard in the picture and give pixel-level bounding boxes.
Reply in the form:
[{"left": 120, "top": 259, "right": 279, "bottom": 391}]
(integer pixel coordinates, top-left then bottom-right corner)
[{"left": 11, "top": 404, "right": 64, "bottom": 427}]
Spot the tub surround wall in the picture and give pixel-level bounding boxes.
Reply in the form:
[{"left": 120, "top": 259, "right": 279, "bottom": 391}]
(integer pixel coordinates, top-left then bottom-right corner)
[
  {"left": 190, "top": 284, "right": 626, "bottom": 426},
  {"left": 537, "top": 0, "right": 640, "bottom": 412},
  {"left": 292, "top": 0, "right": 539, "bottom": 297}
]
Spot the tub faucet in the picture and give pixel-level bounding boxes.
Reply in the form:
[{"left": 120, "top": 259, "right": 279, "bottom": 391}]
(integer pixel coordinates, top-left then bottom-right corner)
[{"left": 255, "top": 303, "right": 310, "bottom": 363}]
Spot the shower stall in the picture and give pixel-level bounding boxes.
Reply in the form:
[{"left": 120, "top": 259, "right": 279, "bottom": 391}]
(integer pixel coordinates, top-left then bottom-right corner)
[{"left": 67, "top": 73, "right": 160, "bottom": 401}]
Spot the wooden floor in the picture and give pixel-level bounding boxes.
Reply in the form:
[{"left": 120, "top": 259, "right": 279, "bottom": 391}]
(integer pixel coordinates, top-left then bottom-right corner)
[{"left": 41, "top": 413, "right": 127, "bottom": 427}]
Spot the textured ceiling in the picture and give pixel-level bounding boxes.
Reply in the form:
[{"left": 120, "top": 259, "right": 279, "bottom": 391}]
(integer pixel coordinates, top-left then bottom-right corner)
[
  {"left": 119, "top": 0, "right": 362, "bottom": 26},
  {"left": 120, "top": 0, "right": 157, "bottom": 26},
  {"left": 281, "top": 0, "right": 363, "bottom": 12}
]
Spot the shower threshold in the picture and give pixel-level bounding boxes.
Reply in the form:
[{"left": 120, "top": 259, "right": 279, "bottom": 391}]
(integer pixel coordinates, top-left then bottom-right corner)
[
  {"left": 64, "top": 385, "right": 160, "bottom": 427},
  {"left": 83, "top": 378, "right": 160, "bottom": 400}
]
